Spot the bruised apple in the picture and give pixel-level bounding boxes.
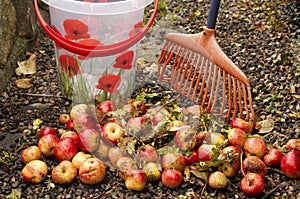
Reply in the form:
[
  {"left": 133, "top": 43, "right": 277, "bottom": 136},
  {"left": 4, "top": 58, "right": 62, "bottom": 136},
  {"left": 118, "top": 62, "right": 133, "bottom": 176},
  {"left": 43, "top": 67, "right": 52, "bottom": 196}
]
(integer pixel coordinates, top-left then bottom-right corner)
[
  {"left": 242, "top": 156, "right": 267, "bottom": 177},
  {"left": 21, "top": 146, "right": 42, "bottom": 164},
  {"left": 72, "top": 151, "right": 93, "bottom": 170},
  {"left": 51, "top": 160, "right": 77, "bottom": 184},
  {"left": 22, "top": 160, "right": 48, "bottom": 184},
  {"left": 77, "top": 128, "right": 100, "bottom": 153},
  {"left": 79, "top": 157, "right": 106, "bottom": 185}
]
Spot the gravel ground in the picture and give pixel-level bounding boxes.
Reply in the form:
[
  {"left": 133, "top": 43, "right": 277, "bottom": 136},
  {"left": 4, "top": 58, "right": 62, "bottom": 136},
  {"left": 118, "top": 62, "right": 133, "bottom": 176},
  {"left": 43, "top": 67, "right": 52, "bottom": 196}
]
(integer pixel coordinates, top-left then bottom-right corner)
[{"left": 0, "top": 0, "right": 299, "bottom": 198}]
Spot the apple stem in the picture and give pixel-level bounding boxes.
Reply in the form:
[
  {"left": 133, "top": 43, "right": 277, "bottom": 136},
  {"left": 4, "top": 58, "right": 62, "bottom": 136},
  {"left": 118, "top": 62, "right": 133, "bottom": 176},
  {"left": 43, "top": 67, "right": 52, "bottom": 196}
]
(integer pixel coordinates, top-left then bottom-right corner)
[{"left": 240, "top": 150, "right": 246, "bottom": 177}]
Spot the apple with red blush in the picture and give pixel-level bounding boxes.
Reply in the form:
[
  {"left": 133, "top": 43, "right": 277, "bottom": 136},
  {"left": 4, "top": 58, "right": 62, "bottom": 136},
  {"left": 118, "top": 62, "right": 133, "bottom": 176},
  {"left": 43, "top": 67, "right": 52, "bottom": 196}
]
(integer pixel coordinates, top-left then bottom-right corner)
[
  {"left": 73, "top": 114, "right": 97, "bottom": 133},
  {"left": 38, "top": 126, "right": 57, "bottom": 141},
  {"left": 70, "top": 103, "right": 89, "bottom": 121},
  {"left": 285, "top": 139, "right": 300, "bottom": 151},
  {"left": 230, "top": 118, "right": 253, "bottom": 134},
  {"left": 60, "top": 130, "right": 79, "bottom": 144},
  {"left": 79, "top": 157, "right": 106, "bottom": 185},
  {"left": 66, "top": 119, "right": 74, "bottom": 130},
  {"left": 197, "top": 144, "right": 216, "bottom": 162},
  {"left": 54, "top": 137, "right": 78, "bottom": 161},
  {"left": 243, "top": 137, "right": 266, "bottom": 158},
  {"left": 263, "top": 148, "right": 283, "bottom": 167},
  {"left": 38, "top": 133, "right": 59, "bottom": 157},
  {"left": 226, "top": 128, "right": 247, "bottom": 148},
  {"left": 161, "top": 169, "right": 183, "bottom": 189},
  {"left": 126, "top": 116, "right": 146, "bottom": 133},
  {"left": 138, "top": 145, "right": 159, "bottom": 164},
  {"left": 124, "top": 169, "right": 147, "bottom": 191},
  {"left": 184, "top": 150, "right": 198, "bottom": 165},
  {"left": 51, "top": 160, "right": 77, "bottom": 184},
  {"left": 97, "top": 100, "right": 116, "bottom": 113},
  {"left": 240, "top": 172, "right": 265, "bottom": 197},
  {"left": 21, "top": 145, "right": 42, "bottom": 164},
  {"left": 21, "top": 160, "right": 48, "bottom": 184},
  {"left": 58, "top": 113, "right": 70, "bottom": 124},
  {"left": 108, "top": 147, "right": 128, "bottom": 167},
  {"left": 127, "top": 99, "right": 147, "bottom": 117},
  {"left": 280, "top": 150, "right": 300, "bottom": 179},
  {"left": 77, "top": 128, "right": 100, "bottom": 153},
  {"left": 102, "top": 122, "right": 125, "bottom": 144}
]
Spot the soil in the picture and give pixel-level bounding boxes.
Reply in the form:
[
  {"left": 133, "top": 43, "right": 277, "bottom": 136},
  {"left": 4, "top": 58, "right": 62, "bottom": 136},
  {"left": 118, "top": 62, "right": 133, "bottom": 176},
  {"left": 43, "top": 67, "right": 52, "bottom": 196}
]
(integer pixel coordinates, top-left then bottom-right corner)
[{"left": 0, "top": 0, "right": 299, "bottom": 198}]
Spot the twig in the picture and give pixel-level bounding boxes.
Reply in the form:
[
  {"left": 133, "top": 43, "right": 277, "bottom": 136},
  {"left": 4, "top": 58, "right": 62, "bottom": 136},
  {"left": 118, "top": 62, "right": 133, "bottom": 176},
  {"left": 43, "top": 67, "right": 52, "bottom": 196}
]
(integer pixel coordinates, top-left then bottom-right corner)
[
  {"left": 269, "top": 167, "right": 286, "bottom": 175},
  {"left": 262, "top": 181, "right": 286, "bottom": 199},
  {"left": 19, "top": 93, "right": 69, "bottom": 99},
  {"left": 200, "top": 182, "right": 207, "bottom": 199}
]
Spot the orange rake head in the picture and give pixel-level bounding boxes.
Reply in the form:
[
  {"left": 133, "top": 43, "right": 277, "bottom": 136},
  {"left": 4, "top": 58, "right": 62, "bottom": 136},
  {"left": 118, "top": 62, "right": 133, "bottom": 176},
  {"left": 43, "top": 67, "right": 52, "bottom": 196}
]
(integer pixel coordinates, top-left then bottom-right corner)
[{"left": 157, "top": 0, "right": 256, "bottom": 126}]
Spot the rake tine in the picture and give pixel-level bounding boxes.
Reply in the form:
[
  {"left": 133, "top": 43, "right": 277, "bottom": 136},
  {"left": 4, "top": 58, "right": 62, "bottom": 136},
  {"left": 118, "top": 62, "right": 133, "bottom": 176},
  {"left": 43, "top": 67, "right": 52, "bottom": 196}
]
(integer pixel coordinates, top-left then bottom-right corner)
[
  {"left": 177, "top": 50, "right": 193, "bottom": 94},
  {"left": 237, "top": 81, "right": 243, "bottom": 118},
  {"left": 220, "top": 70, "right": 227, "bottom": 117},
  {"left": 207, "top": 64, "right": 217, "bottom": 112},
  {"left": 241, "top": 83, "right": 249, "bottom": 120},
  {"left": 182, "top": 51, "right": 198, "bottom": 97},
  {"left": 197, "top": 58, "right": 210, "bottom": 103},
  {"left": 210, "top": 67, "right": 222, "bottom": 114}
]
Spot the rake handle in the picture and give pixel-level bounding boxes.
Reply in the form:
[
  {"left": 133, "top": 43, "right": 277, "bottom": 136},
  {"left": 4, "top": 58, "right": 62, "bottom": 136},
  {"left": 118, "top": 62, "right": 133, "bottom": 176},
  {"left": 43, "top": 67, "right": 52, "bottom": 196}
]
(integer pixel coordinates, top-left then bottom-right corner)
[{"left": 207, "top": 0, "right": 221, "bottom": 29}]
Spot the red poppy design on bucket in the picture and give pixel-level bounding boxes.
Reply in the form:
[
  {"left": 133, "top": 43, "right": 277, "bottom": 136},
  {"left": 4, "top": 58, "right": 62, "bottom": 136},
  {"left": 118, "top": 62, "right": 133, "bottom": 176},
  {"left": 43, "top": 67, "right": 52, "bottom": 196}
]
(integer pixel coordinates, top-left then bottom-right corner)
[
  {"left": 77, "top": 39, "right": 103, "bottom": 60},
  {"left": 113, "top": 50, "right": 134, "bottom": 70},
  {"left": 59, "top": 55, "right": 81, "bottom": 77},
  {"left": 96, "top": 74, "right": 121, "bottom": 93},
  {"left": 63, "top": 19, "right": 90, "bottom": 40},
  {"left": 129, "top": 21, "right": 143, "bottom": 37}
]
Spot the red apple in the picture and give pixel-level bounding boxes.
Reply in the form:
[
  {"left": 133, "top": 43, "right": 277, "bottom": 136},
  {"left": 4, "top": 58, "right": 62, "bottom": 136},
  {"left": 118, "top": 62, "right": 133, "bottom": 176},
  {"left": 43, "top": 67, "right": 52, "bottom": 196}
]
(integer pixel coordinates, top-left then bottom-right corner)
[
  {"left": 60, "top": 130, "right": 79, "bottom": 144},
  {"left": 54, "top": 137, "right": 78, "bottom": 162},
  {"left": 263, "top": 149, "right": 283, "bottom": 167},
  {"left": 285, "top": 139, "right": 300, "bottom": 151},
  {"left": 79, "top": 157, "right": 106, "bottom": 185},
  {"left": 221, "top": 145, "right": 241, "bottom": 160},
  {"left": 242, "top": 156, "right": 267, "bottom": 177},
  {"left": 161, "top": 152, "right": 186, "bottom": 171},
  {"left": 243, "top": 137, "right": 266, "bottom": 158},
  {"left": 208, "top": 171, "right": 228, "bottom": 189},
  {"left": 126, "top": 116, "right": 146, "bottom": 133},
  {"left": 240, "top": 172, "right": 265, "bottom": 197},
  {"left": 51, "top": 160, "right": 77, "bottom": 184},
  {"left": 174, "top": 126, "right": 197, "bottom": 151},
  {"left": 70, "top": 104, "right": 89, "bottom": 121},
  {"left": 66, "top": 119, "right": 74, "bottom": 130},
  {"left": 58, "top": 113, "right": 70, "bottom": 124},
  {"left": 38, "top": 126, "right": 57, "bottom": 140},
  {"left": 72, "top": 151, "right": 93, "bottom": 170},
  {"left": 108, "top": 147, "right": 128, "bottom": 167},
  {"left": 125, "top": 169, "right": 147, "bottom": 191},
  {"left": 38, "top": 133, "right": 59, "bottom": 157},
  {"left": 197, "top": 144, "right": 216, "bottom": 162},
  {"left": 183, "top": 105, "right": 201, "bottom": 116},
  {"left": 138, "top": 145, "right": 159, "bottom": 165},
  {"left": 148, "top": 106, "right": 169, "bottom": 126},
  {"left": 21, "top": 145, "right": 42, "bottom": 164},
  {"left": 184, "top": 150, "right": 198, "bottom": 165},
  {"left": 230, "top": 118, "right": 253, "bottom": 134},
  {"left": 97, "top": 100, "right": 116, "bottom": 113},
  {"left": 102, "top": 122, "right": 125, "bottom": 144},
  {"left": 78, "top": 128, "right": 101, "bottom": 153},
  {"left": 73, "top": 114, "right": 97, "bottom": 133},
  {"left": 280, "top": 150, "right": 300, "bottom": 178},
  {"left": 227, "top": 128, "right": 247, "bottom": 148},
  {"left": 161, "top": 169, "right": 183, "bottom": 189},
  {"left": 21, "top": 160, "right": 48, "bottom": 184},
  {"left": 142, "top": 162, "right": 161, "bottom": 182}
]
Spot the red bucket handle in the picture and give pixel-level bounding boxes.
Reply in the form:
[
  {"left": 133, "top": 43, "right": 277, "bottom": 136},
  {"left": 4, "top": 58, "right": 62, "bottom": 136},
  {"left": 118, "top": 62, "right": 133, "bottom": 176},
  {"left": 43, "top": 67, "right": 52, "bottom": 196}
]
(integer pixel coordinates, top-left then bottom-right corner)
[{"left": 34, "top": 0, "right": 159, "bottom": 57}]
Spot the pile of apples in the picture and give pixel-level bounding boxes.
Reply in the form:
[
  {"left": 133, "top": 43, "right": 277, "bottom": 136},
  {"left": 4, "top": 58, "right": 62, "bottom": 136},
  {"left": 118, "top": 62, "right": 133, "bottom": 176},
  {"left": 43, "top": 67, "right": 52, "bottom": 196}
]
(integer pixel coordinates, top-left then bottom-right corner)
[{"left": 20, "top": 99, "right": 300, "bottom": 197}]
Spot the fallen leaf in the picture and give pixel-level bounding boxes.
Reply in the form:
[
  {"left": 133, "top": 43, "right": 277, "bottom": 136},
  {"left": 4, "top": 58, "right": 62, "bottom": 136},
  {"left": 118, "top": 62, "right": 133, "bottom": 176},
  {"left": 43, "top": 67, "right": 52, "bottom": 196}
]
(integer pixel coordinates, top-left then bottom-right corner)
[
  {"left": 15, "top": 78, "right": 32, "bottom": 88},
  {"left": 15, "top": 54, "right": 37, "bottom": 76},
  {"left": 190, "top": 169, "right": 208, "bottom": 182},
  {"left": 257, "top": 118, "right": 275, "bottom": 134}
]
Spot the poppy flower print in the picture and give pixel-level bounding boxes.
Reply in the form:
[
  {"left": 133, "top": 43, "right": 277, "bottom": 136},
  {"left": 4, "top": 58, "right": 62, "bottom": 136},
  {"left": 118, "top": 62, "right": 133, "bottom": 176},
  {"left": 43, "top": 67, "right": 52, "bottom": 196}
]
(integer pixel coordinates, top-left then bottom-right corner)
[
  {"left": 77, "top": 39, "right": 103, "bottom": 60},
  {"left": 96, "top": 74, "right": 121, "bottom": 94},
  {"left": 113, "top": 50, "right": 134, "bottom": 70},
  {"left": 59, "top": 55, "right": 81, "bottom": 77},
  {"left": 63, "top": 19, "right": 90, "bottom": 40},
  {"left": 129, "top": 21, "right": 143, "bottom": 37}
]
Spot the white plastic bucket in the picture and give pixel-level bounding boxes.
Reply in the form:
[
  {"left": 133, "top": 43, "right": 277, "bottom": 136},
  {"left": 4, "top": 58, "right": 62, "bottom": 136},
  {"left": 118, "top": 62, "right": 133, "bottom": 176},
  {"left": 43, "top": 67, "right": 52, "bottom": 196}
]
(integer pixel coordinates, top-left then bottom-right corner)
[{"left": 34, "top": 0, "right": 158, "bottom": 105}]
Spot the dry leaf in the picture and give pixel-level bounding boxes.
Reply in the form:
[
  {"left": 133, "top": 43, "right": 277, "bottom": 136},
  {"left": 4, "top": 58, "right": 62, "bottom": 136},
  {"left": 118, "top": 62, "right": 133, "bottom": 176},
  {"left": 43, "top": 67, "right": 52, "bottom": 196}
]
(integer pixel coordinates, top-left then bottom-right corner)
[
  {"left": 190, "top": 169, "right": 208, "bottom": 182},
  {"left": 15, "top": 78, "right": 32, "bottom": 88},
  {"left": 15, "top": 54, "right": 37, "bottom": 76},
  {"left": 257, "top": 118, "right": 275, "bottom": 134}
]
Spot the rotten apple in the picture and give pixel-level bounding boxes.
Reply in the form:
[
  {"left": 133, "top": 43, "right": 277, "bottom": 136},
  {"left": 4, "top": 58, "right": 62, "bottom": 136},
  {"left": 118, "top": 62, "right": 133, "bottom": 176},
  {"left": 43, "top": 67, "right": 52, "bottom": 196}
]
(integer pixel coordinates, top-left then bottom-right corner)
[
  {"left": 72, "top": 151, "right": 93, "bottom": 170},
  {"left": 242, "top": 155, "right": 267, "bottom": 177},
  {"left": 285, "top": 139, "right": 300, "bottom": 151},
  {"left": 161, "top": 152, "right": 186, "bottom": 171},
  {"left": 77, "top": 128, "right": 101, "bottom": 153},
  {"left": 21, "top": 160, "right": 48, "bottom": 184},
  {"left": 142, "top": 162, "right": 161, "bottom": 182},
  {"left": 174, "top": 125, "right": 197, "bottom": 151}
]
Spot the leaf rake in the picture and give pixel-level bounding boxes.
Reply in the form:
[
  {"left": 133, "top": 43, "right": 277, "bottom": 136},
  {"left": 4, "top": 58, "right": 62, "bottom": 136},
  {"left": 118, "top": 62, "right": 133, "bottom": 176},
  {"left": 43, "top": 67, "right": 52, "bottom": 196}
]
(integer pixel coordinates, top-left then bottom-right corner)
[{"left": 157, "top": 0, "right": 256, "bottom": 126}]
